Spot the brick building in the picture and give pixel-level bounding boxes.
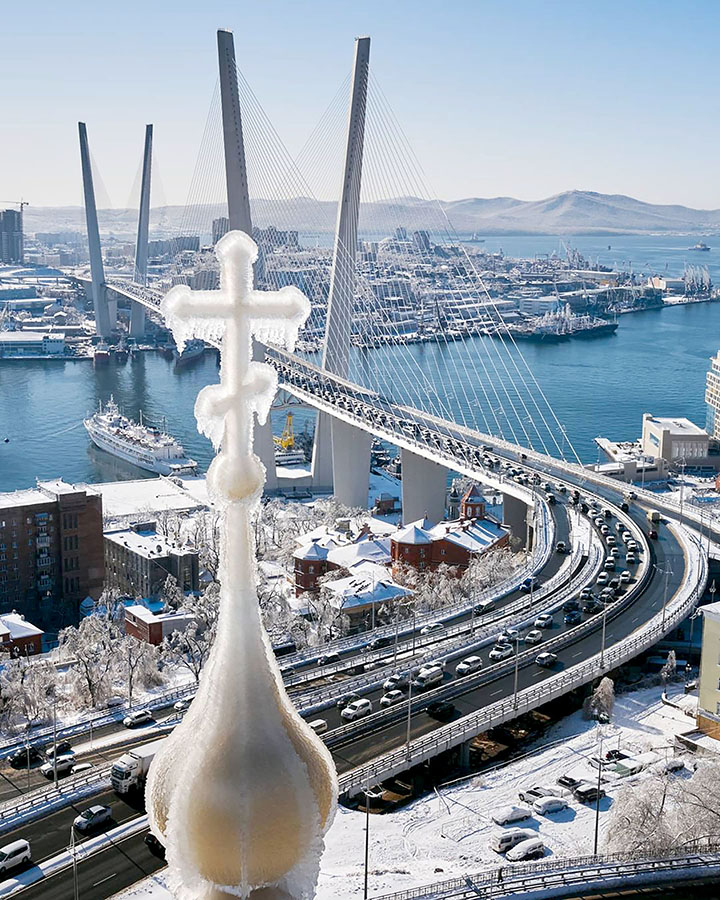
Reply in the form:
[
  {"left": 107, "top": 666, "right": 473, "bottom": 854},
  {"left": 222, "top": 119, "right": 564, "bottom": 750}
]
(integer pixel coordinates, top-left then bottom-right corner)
[
  {"left": 293, "top": 529, "right": 392, "bottom": 597},
  {"left": 0, "top": 613, "right": 44, "bottom": 655},
  {"left": 104, "top": 522, "right": 199, "bottom": 599},
  {"left": 124, "top": 604, "right": 195, "bottom": 646},
  {"left": 0, "top": 480, "right": 104, "bottom": 626},
  {"left": 391, "top": 516, "right": 508, "bottom": 575}
]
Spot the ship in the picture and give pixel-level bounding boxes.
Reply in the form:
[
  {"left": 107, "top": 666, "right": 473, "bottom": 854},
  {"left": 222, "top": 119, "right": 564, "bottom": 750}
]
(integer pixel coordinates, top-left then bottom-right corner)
[
  {"left": 689, "top": 242, "right": 711, "bottom": 251},
  {"left": 492, "top": 305, "right": 618, "bottom": 342},
  {"left": 173, "top": 339, "right": 206, "bottom": 368},
  {"left": 93, "top": 343, "right": 110, "bottom": 365},
  {"left": 84, "top": 398, "right": 198, "bottom": 476}
]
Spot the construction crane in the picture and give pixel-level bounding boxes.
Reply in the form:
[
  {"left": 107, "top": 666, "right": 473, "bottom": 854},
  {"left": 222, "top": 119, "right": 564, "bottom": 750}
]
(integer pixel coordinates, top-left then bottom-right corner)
[
  {"left": 273, "top": 412, "right": 296, "bottom": 450},
  {"left": 0, "top": 200, "right": 29, "bottom": 213}
]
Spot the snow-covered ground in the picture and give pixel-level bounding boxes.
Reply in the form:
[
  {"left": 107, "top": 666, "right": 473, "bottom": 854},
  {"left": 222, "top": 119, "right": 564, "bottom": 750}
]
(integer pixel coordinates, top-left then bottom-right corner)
[{"left": 113, "top": 684, "right": 702, "bottom": 900}]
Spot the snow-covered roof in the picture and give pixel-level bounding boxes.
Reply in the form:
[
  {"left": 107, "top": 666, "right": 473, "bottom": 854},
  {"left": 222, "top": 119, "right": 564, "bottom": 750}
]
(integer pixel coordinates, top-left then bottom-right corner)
[
  {"left": 295, "top": 540, "right": 331, "bottom": 562},
  {"left": 0, "top": 613, "right": 43, "bottom": 639},
  {"left": 701, "top": 601, "right": 720, "bottom": 624},
  {"left": 428, "top": 519, "right": 506, "bottom": 553},
  {"left": 324, "top": 572, "right": 412, "bottom": 610},
  {"left": 393, "top": 518, "right": 434, "bottom": 545},
  {"left": 94, "top": 476, "right": 210, "bottom": 519},
  {"left": 326, "top": 537, "right": 391, "bottom": 569}
]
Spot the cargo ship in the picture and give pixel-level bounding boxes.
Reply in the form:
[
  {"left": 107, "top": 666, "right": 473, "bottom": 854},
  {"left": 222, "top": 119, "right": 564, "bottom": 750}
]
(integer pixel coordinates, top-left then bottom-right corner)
[{"left": 492, "top": 305, "right": 618, "bottom": 342}]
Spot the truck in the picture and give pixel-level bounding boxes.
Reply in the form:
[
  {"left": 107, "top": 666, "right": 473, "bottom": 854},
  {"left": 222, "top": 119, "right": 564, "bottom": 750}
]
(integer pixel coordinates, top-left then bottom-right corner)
[
  {"left": 646, "top": 510, "right": 661, "bottom": 524},
  {"left": 111, "top": 737, "right": 166, "bottom": 795}
]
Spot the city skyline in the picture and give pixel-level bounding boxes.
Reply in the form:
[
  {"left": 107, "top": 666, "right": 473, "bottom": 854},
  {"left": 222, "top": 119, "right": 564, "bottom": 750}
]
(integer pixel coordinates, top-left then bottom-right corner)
[{"left": 4, "top": 0, "right": 720, "bottom": 209}]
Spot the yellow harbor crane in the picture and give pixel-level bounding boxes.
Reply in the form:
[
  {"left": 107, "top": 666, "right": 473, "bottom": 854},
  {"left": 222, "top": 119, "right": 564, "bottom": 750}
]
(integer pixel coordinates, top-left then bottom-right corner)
[{"left": 273, "top": 412, "right": 296, "bottom": 451}]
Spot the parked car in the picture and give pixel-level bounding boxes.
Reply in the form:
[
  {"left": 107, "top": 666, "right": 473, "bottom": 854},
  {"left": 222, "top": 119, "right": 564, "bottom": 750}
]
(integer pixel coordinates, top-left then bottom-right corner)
[
  {"left": 8, "top": 745, "right": 44, "bottom": 769},
  {"left": 524, "top": 629, "right": 544, "bottom": 645},
  {"left": 564, "top": 610, "right": 582, "bottom": 626},
  {"left": 489, "top": 644, "right": 514, "bottom": 662},
  {"left": 491, "top": 805, "right": 532, "bottom": 826},
  {"left": 426, "top": 700, "right": 455, "bottom": 721},
  {"left": 536, "top": 652, "right": 558, "bottom": 668},
  {"left": 533, "top": 796, "right": 568, "bottom": 816},
  {"left": 420, "top": 622, "right": 445, "bottom": 636},
  {"left": 73, "top": 804, "right": 111, "bottom": 833},
  {"left": 573, "top": 782, "right": 606, "bottom": 803},
  {"left": 488, "top": 827, "right": 536, "bottom": 854},
  {"left": 45, "top": 741, "right": 72, "bottom": 760},
  {"left": 505, "top": 837, "right": 545, "bottom": 862},
  {"left": 40, "top": 753, "right": 75, "bottom": 778},
  {"left": 340, "top": 698, "right": 373, "bottom": 722},
  {"left": 123, "top": 709, "right": 154, "bottom": 728},
  {"left": 455, "top": 655, "right": 483, "bottom": 676},
  {"left": 518, "top": 785, "right": 556, "bottom": 803},
  {"left": 556, "top": 774, "right": 583, "bottom": 790},
  {"left": 0, "top": 840, "right": 31, "bottom": 874},
  {"left": 534, "top": 613, "right": 553, "bottom": 629},
  {"left": 380, "top": 690, "right": 405, "bottom": 708}
]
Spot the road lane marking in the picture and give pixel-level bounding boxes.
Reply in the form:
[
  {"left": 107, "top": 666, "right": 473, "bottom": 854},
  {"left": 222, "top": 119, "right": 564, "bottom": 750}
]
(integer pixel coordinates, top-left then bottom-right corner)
[{"left": 93, "top": 874, "right": 117, "bottom": 887}]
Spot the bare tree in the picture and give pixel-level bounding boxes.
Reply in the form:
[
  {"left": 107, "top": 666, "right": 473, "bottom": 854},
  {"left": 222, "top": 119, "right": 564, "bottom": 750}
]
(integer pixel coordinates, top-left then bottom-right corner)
[
  {"left": 660, "top": 650, "right": 677, "bottom": 684},
  {"left": 123, "top": 636, "right": 159, "bottom": 707},
  {"left": 59, "top": 615, "right": 122, "bottom": 707},
  {"left": 161, "top": 587, "right": 219, "bottom": 682},
  {"left": 584, "top": 676, "right": 615, "bottom": 721}
]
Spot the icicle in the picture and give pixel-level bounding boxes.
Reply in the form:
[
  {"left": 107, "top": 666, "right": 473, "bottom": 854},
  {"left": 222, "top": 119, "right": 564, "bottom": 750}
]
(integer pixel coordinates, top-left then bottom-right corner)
[{"left": 147, "top": 231, "right": 337, "bottom": 899}]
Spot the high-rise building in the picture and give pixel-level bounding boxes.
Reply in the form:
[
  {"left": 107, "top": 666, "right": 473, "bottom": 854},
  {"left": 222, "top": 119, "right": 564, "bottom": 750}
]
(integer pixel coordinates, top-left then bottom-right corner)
[
  {"left": 705, "top": 350, "right": 720, "bottom": 439},
  {"left": 0, "top": 480, "right": 104, "bottom": 626},
  {"left": 0, "top": 209, "right": 23, "bottom": 264},
  {"left": 212, "top": 216, "right": 229, "bottom": 245}
]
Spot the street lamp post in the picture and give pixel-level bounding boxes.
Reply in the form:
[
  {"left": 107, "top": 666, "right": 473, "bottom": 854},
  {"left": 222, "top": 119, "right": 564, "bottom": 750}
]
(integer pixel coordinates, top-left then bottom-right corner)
[
  {"left": 600, "top": 601, "right": 608, "bottom": 670},
  {"left": 593, "top": 730, "right": 604, "bottom": 855},
  {"left": 70, "top": 824, "right": 79, "bottom": 900},
  {"left": 512, "top": 636, "right": 521, "bottom": 710},
  {"left": 52, "top": 698, "right": 58, "bottom": 788},
  {"left": 405, "top": 678, "right": 413, "bottom": 761}
]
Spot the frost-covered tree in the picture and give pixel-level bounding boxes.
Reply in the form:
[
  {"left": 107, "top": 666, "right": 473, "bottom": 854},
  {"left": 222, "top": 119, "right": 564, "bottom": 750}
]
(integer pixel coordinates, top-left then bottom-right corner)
[
  {"left": 584, "top": 676, "right": 615, "bottom": 721},
  {"left": 123, "top": 635, "right": 160, "bottom": 707},
  {"left": 161, "top": 574, "right": 185, "bottom": 611},
  {"left": 0, "top": 658, "right": 57, "bottom": 729},
  {"left": 660, "top": 650, "right": 677, "bottom": 684},
  {"left": 59, "top": 614, "right": 122, "bottom": 707},
  {"left": 161, "top": 587, "right": 219, "bottom": 682}
]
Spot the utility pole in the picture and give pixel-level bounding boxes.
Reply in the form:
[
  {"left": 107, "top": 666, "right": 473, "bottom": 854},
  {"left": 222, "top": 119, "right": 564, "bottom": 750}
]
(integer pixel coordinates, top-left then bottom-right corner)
[{"left": 512, "top": 635, "right": 521, "bottom": 710}]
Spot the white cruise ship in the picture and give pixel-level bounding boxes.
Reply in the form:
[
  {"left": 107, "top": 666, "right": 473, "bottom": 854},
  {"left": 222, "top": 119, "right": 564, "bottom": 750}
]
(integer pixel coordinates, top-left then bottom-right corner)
[{"left": 84, "top": 398, "right": 198, "bottom": 476}]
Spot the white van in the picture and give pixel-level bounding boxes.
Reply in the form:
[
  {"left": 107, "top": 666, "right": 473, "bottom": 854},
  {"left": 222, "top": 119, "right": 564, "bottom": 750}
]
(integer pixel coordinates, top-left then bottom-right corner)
[
  {"left": 0, "top": 839, "right": 31, "bottom": 873},
  {"left": 488, "top": 827, "right": 535, "bottom": 854},
  {"left": 307, "top": 719, "right": 328, "bottom": 735},
  {"left": 412, "top": 665, "right": 444, "bottom": 690},
  {"left": 505, "top": 837, "right": 545, "bottom": 862}
]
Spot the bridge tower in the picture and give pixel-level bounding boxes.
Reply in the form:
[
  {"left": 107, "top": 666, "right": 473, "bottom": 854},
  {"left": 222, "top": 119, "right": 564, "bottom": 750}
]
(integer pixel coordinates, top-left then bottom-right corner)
[
  {"left": 130, "top": 124, "right": 153, "bottom": 337},
  {"left": 311, "top": 36, "right": 373, "bottom": 508},
  {"left": 78, "top": 122, "right": 114, "bottom": 338},
  {"left": 216, "top": 28, "right": 277, "bottom": 490}
]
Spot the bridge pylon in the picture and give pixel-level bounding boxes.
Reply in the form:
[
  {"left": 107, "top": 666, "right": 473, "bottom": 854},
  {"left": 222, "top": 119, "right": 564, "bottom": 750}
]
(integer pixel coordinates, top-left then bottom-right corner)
[
  {"left": 78, "top": 122, "right": 114, "bottom": 338},
  {"left": 130, "top": 124, "right": 153, "bottom": 337},
  {"left": 311, "top": 36, "right": 373, "bottom": 506},
  {"left": 217, "top": 28, "right": 277, "bottom": 491}
]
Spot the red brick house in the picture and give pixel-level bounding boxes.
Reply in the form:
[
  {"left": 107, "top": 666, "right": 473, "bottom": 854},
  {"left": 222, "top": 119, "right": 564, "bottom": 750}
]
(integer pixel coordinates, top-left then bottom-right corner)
[
  {"left": 124, "top": 604, "right": 195, "bottom": 646},
  {"left": 391, "top": 516, "right": 508, "bottom": 576},
  {"left": 0, "top": 613, "right": 43, "bottom": 656}
]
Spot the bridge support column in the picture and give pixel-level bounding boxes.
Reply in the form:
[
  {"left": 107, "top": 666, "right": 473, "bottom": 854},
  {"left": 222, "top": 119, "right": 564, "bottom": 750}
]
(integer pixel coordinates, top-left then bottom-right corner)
[
  {"left": 458, "top": 741, "right": 472, "bottom": 771},
  {"left": 311, "top": 411, "right": 334, "bottom": 492},
  {"left": 401, "top": 449, "right": 447, "bottom": 524},
  {"left": 130, "top": 123, "right": 152, "bottom": 338},
  {"left": 78, "top": 122, "right": 113, "bottom": 338},
  {"left": 502, "top": 493, "right": 530, "bottom": 550},
  {"left": 331, "top": 420, "right": 371, "bottom": 509}
]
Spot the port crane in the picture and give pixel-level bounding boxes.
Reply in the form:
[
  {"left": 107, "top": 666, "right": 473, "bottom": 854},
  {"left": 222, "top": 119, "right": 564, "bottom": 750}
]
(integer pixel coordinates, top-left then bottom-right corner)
[{"left": 273, "top": 412, "right": 296, "bottom": 451}]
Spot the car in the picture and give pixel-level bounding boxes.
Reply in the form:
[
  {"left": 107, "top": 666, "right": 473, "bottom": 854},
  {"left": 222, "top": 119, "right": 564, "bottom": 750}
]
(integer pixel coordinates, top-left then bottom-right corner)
[
  {"left": 8, "top": 745, "right": 44, "bottom": 768},
  {"left": 336, "top": 693, "right": 361, "bottom": 711},
  {"left": 564, "top": 610, "right": 582, "bottom": 626},
  {"left": 605, "top": 749, "right": 629, "bottom": 761},
  {"left": 73, "top": 804, "right": 111, "bottom": 832},
  {"left": 123, "top": 709, "right": 154, "bottom": 728},
  {"left": 317, "top": 651, "right": 341, "bottom": 666},
  {"left": 498, "top": 628, "right": 520, "bottom": 643},
  {"left": 45, "top": 741, "right": 72, "bottom": 760},
  {"left": 597, "top": 572, "right": 609, "bottom": 586},
  {"left": 573, "top": 782, "right": 606, "bottom": 803},
  {"left": 174, "top": 698, "right": 192, "bottom": 713},
  {"left": 582, "top": 599, "right": 603, "bottom": 614},
  {"left": 562, "top": 598, "right": 580, "bottom": 612},
  {"left": 40, "top": 753, "right": 75, "bottom": 778},
  {"left": 594, "top": 517, "right": 604, "bottom": 527},
  {"left": 491, "top": 804, "right": 532, "bottom": 826},
  {"left": 368, "top": 635, "right": 393, "bottom": 651},
  {"left": 533, "top": 796, "right": 569, "bottom": 816},
  {"left": 382, "top": 674, "right": 409, "bottom": 692},
  {"left": 521, "top": 577, "right": 539, "bottom": 593},
  {"left": 627, "top": 540, "right": 638, "bottom": 552},
  {"left": 649, "top": 529, "right": 658, "bottom": 540},
  {"left": 489, "top": 644, "right": 515, "bottom": 662},
  {"left": 518, "top": 785, "right": 556, "bottom": 803},
  {"left": 626, "top": 553, "right": 637, "bottom": 565},
  {"left": 557, "top": 484, "right": 567, "bottom": 493},
  {"left": 455, "top": 655, "right": 483, "bottom": 676},
  {"left": 307, "top": 719, "right": 328, "bottom": 734},
  {"left": 604, "top": 560, "right": 616, "bottom": 571},
  {"left": 380, "top": 690, "right": 405, "bottom": 708},
  {"left": 144, "top": 832, "right": 166, "bottom": 858},
  {"left": 488, "top": 826, "right": 536, "bottom": 854},
  {"left": 606, "top": 535, "right": 616, "bottom": 546},
  {"left": 0, "top": 840, "right": 31, "bottom": 874},
  {"left": 546, "top": 493, "right": 556, "bottom": 505},
  {"left": 524, "top": 629, "right": 543, "bottom": 645},
  {"left": 600, "top": 525, "right": 609, "bottom": 536},
  {"left": 420, "top": 622, "right": 445, "bottom": 636},
  {"left": 340, "top": 698, "right": 373, "bottom": 722},
  {"left": 620, "top": 570, "right": 632, "bottom": 583},
  {"left": 536, "top": 652, "right": 558, "bottom": 668},
  {"left": 534, "top": 613, "right": 553, "bottom": 629},
  {"left": 555, "top": 541, "right": 567, "bottom": 553},
  {"left": 506, "top": 837, "right": 545, "bottom": 862},
  {"left": 71, "top": 762, "right": 94, "bottom": 775},
  {"left": 557, "top": 774, "right": 583, "bottom": 790},
  {"left": 427, "top": 700, "right": 456, "bottom": 721},
  {"left": 474, "top": 599, "right": 496, "bottom": 616}
]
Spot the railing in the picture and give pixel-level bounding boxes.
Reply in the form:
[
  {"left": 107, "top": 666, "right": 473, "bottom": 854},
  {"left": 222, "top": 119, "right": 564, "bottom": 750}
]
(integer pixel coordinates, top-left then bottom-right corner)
[
  {"left": 337, "top": 522, "right": 704, "bottom": 796},
  {"left": 372, "top": 846, "right": 720, "bottom": 899}
]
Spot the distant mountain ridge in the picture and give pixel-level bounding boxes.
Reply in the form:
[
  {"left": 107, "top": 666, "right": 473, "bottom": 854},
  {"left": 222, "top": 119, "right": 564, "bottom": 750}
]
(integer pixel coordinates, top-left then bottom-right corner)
[{"left": 21, "top": 190, "right": 720, "bottom": 238}]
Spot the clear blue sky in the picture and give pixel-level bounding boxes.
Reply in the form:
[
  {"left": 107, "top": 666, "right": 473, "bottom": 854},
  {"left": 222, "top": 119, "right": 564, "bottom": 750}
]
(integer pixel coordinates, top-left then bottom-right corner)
[{"left": 3, "top": 0, "right": 720, "bottom": 208}]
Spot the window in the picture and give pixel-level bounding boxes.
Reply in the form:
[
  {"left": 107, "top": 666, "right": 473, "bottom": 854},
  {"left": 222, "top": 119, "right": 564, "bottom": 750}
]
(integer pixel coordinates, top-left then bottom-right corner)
[{"left": 308, "top": 565, "right": 314, "bottom": 574}]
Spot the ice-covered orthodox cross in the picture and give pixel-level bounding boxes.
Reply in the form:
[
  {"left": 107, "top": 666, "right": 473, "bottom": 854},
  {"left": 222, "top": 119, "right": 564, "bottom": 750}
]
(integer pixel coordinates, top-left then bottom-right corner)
[
  {"left": 163, "top": 230, "right": 309, "bottom": 506},
  {"left": 147, "top": 231, "right": 337, "bottom": 900}
]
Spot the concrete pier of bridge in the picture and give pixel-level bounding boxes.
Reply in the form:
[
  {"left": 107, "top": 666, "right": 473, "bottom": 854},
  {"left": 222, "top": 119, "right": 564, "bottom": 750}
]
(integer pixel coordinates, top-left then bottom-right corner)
[
  {"left": 502, "top": 492, "right": 532, "bottom": 549},
  {"left": 401, "top": 449, "right": 447, "bottom": 524}
]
